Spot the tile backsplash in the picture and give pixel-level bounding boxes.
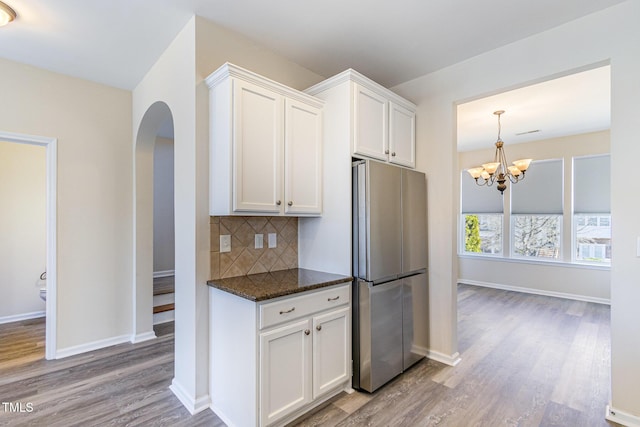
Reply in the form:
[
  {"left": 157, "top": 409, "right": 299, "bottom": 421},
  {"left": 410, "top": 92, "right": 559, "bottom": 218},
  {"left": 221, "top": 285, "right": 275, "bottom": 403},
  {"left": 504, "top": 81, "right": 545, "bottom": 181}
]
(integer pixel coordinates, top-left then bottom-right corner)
[{"left": 210, "top": 216, "right": 298, "bottom": 279}]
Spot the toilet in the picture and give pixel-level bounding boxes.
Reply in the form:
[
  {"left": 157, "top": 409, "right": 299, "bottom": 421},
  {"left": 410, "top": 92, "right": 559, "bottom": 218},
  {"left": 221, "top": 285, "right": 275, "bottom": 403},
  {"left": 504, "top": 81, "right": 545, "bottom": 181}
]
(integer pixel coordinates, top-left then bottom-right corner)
[{"left": 38, "top": 271, "right": 46, "bottom": 301}]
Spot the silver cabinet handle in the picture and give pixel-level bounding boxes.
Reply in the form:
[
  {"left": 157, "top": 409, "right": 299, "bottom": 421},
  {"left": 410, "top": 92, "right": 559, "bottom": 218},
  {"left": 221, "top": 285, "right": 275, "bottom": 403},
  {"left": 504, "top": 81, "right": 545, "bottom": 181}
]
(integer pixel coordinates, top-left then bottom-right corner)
[
  {"left": 288, "top": 201, "right": 293, "bottom": 206},
  {"left": 276, "top": 200, "right": 282, "bottom": 206},
  {"left": 304, "top": 329, "right": 310, "bottom": 335},
  {"left": 279, "top": 307, "right": 295, "bottom": 315},
  {"left": 316, "top": 325, "right": 322, "bottom": 331},
  {"left": 327, "top": 296, "right": 340, "bottom": 301},
  {"left": 385, "top": 149, "right": 389, "bottom": 154},
  {"left": 391, "top": 152, "right": 396, "bottom": 157}
]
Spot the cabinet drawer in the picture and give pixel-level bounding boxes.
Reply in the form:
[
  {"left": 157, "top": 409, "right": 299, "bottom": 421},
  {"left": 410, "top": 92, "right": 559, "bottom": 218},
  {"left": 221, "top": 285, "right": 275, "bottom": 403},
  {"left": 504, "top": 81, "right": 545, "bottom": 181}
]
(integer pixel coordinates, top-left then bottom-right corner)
[{"left": 260, "top": 284, "right": 350, "bottom": 330}]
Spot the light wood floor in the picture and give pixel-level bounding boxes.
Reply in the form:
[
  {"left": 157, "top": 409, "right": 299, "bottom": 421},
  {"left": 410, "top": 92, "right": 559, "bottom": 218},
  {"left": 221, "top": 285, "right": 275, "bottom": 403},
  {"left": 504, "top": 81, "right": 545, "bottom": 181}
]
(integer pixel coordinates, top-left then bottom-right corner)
[
  {"left": 0, "top": 284, "right": 618, "bottom": 426},
  {"left": 292, "top": 284, "right": 618, "bottom": 427},
  {"left": 0, "top": 322, "right": 224, "bottom": 426}
]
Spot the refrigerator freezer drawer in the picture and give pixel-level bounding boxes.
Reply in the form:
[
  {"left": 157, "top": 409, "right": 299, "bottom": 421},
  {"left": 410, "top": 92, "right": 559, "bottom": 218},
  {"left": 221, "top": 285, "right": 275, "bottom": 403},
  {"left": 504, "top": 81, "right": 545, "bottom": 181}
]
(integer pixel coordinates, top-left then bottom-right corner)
[
  {"left": 402, "top": 272, "right": 428, "bottom": 370},
  {"left": 357, "top": 279, "right": 403, "bottom": 392}
]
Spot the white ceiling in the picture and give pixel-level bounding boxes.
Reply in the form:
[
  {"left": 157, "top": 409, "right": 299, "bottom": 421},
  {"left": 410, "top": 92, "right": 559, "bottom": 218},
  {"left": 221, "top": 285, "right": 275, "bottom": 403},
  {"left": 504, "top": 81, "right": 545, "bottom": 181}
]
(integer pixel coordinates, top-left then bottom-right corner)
[
  {"left": 457, "top": 65, "right": 611, "bottom": 151},
  {"left": 0, "top": 0, "right": 626, "bottom": 91},
  {"left": 0, "top": 1, "right": 618, "bottom": 144}
]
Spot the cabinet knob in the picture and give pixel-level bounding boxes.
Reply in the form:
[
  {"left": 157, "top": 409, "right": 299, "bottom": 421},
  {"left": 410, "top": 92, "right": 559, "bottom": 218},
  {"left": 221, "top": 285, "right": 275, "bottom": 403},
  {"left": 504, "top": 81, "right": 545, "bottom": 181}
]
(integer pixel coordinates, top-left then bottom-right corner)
[
  {"left": 316, "top": 325, "right": 322, "bottom": 331},
  {"left": 276, "top": 200, "right": 282, "bottom": 206},
  {"left": 304, "top": 329, "right": 310, "bottom": 336},
  {"left": 391, "top": 152, "right": 396, "bottom": 157},
  {"left": 288, "top": 201, "right": 293, "bottom": 206},
  {"left": 385, "top": 149, "right": 389, "bottom": 154}
]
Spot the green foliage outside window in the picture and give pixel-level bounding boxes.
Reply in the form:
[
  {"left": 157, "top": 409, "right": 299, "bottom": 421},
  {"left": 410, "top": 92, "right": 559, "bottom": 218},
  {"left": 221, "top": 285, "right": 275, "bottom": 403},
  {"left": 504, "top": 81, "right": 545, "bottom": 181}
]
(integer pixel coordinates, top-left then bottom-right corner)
[{"left": 465, "top": 214, "right": 481, "bottom": 253}]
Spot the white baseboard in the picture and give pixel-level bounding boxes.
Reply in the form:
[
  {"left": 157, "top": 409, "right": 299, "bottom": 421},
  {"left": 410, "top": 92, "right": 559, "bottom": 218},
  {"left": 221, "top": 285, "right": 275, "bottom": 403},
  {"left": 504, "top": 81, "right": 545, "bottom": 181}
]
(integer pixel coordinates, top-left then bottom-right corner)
[
  {"left": 426, "top": 349, "right": 461, "bottom": 366},
  {"left": 210, "top": 404, "right": 238, "bottom": 427},
  {"left": 56, "top": 334, "right": 130, "bottom": 359},
  {"left": 170, "top": 378, "right": 211, "bottom": 415},
  {"left": 154, "top": 270, "right": 175, "bottom": 278},
  {"left": 606, "top": 405, "right": 640, "bottom": 427},
  {"left": 130, "top": 331, "right": 157, "bottom": 344},
  {"left": 412, "top": 344, "right": 429, "bottom": 357},
  {"left": 458, "top": 279, "right": 610, "bottom": 305},
  {"left": 0, "top": 311, "right": 46, "bottom": 325}
]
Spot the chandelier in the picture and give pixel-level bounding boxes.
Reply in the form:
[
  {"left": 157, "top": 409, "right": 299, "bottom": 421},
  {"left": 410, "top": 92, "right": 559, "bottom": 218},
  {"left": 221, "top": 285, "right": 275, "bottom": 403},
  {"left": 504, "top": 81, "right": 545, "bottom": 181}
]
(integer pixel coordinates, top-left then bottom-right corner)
[
  {"left": 0, "top": 1, "right": 16, "bottom": 26},
  {"left": 466, "top": 110, "right": 532, "bottom": 194}
]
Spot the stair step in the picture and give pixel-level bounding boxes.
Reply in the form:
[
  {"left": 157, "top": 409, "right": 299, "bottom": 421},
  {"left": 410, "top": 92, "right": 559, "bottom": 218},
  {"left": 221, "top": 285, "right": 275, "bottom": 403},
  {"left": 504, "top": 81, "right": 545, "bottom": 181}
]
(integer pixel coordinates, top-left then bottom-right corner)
[
  {"left": 153, "top": 303, "right": 175, "bottom": 314},
  {"left": 153, "top": 276, "right": 175, "bottom": 296}
]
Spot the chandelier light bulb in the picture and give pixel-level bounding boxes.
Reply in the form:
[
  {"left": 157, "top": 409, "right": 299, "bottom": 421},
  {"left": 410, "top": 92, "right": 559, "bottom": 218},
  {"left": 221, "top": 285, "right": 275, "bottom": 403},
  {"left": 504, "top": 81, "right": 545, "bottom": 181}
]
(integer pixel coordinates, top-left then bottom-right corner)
[{"left": 0, "top": 1, "right": 16, "bottom": 26}]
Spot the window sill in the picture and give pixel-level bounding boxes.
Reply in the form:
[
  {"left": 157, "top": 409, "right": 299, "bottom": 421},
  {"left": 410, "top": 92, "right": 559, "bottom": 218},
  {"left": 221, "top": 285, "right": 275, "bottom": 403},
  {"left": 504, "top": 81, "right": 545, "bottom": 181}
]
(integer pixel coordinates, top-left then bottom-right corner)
[{"left": 458, "top": 253, "right": 611, "bottom": 271}]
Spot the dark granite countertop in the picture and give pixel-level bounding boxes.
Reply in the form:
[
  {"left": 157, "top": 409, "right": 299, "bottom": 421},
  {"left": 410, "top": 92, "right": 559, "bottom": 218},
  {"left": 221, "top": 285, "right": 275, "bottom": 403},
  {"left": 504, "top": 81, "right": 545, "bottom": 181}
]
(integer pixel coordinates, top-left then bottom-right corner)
[{"left": 207, "top": 268, "right": 353, "bottom": 302}]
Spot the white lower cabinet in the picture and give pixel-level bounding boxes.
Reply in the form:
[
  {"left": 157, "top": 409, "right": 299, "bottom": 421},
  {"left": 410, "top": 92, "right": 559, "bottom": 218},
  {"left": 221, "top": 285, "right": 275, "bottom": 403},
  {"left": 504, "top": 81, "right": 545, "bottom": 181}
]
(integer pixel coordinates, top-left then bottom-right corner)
[
  {"left": 260, "top": 319, "right": 312, "bottom": 426},
  {"left": 210, "top": 283, "right": 351, "bottom": 427},
  {"left": 312, "top": 306, "right": 350, "bottom": 398}
]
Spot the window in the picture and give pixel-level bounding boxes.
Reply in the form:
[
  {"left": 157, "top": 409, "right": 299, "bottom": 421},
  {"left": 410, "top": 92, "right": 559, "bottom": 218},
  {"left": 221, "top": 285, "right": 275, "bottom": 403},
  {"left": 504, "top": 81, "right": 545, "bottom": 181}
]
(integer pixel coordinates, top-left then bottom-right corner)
[
  {"left": 463, "top": 214, "right": 503, "bottom": 255},
  {"left": 461, "top": 171, "right": 503, "bottom": 255},
  {"left": 511, "top": 159, "right": 564, "bottom": 259},
  {"left": 512, "top": 215, "right": 561, "bottom": 258},
  {"left": 575, "top": 214, "right": 611, "bottom": 263},
  {"left": 573, "top": 155, "right": 610, "bottom": 264},
  {"left": 460, "top": 154, "right": 612, "bottom": 266}
]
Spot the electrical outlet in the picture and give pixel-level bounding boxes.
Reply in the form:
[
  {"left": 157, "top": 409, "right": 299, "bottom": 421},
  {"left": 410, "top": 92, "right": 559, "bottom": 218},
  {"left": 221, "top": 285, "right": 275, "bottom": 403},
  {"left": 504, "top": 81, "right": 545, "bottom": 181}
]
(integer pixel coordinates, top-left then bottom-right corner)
[
  {"left": 268, "top": 233, "right": 277, "bottom": 248},
  {"left": 220, "top": 235, "right": 231, "bottom": 253},
  {"left": 255, "top": 234, "right": 264, "bottom": 249}
]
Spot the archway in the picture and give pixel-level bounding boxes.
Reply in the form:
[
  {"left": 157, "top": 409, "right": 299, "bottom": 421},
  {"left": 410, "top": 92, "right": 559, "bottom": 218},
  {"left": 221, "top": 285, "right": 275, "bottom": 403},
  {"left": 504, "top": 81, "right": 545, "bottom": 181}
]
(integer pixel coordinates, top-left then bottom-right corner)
[{"left": 133, "top": 101, "right": 174, "bottom": 342}]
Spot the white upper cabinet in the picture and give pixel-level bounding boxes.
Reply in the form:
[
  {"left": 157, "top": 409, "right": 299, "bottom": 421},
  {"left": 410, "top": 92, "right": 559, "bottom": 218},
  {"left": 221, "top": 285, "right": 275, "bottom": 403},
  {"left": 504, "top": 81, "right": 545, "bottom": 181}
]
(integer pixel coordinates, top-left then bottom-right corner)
[
  {"left": 233, "top": 79, "right": 284, "bottom": 213},
  {"left": 306, "top": 68, "right": 416, "bottom": 168},
  {"left": 206, "top": 63, "right": 323, "bottom": 216},
  {"left": 353, "top": 83, "right": 388, "bottom": 162},
  {"left": 389, "top": 101, "right": 416, "bottom": 168},
  {"left": 284, "top": 98, "right": 323, "bottom": 215}
]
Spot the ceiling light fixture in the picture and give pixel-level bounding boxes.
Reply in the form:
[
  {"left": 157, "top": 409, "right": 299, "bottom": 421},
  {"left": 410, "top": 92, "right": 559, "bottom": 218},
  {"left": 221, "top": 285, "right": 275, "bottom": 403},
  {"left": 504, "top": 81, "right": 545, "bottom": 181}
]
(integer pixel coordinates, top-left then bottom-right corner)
[
  {"left": 0, "top": 1, "right": 16, "bottom": 26},
  {"left": 466, "top": 110, "right": 532, "bottom": 194}
]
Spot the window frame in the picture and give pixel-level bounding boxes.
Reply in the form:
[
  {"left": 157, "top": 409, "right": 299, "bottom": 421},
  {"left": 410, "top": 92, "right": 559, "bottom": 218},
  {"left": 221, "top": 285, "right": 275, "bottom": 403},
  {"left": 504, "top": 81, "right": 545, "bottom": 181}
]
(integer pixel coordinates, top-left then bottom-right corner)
[
  {"left": 573, "top": 213, "right": 612, "bottom": 265},
  {"left": 510, "top": 213, "right": 563, "bottom": 261},
  {"left": 460, "top": 213, "right": 504, "bottom": 257}
]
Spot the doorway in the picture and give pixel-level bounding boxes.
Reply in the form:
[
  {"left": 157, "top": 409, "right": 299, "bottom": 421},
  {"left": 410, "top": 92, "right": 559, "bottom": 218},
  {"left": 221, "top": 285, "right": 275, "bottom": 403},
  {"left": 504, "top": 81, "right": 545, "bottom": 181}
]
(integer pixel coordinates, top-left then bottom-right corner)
[
  {"left": 151, "top": 120, "right": 175, "bottom": 326},
  {"left": 133, "top": 101, "right": 175, "bottom": 342},
  {"left": 0, "top": 131, "right": 57, "bottom": 360}
]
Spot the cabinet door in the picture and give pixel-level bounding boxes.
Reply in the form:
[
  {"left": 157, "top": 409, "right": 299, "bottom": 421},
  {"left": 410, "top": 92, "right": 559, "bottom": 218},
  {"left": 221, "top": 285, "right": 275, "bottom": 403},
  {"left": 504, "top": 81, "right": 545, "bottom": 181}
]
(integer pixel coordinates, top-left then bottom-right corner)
[
  {"left": 284, "top": 99, "right": 323, "bottom": 215},
  {"left": 233, "top": 79, "right": 284, "bottom": 213},
  {"left": 389, "top": 102, "right": 416, "bottom": 168},
  {"left": 312, "top": 306, "right": 350, "bottom": 398},
  {"left": 260, "top": 319, "right": 312, "bottom": 426},
  {"left": 353, "top": 83, "right": 388, "bottom": 162}
]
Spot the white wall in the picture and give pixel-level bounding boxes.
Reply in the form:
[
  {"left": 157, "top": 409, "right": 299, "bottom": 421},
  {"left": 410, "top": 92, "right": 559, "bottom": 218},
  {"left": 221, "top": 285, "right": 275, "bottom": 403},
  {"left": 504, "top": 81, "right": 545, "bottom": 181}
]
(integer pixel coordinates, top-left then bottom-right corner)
[
  {"left": 459, "top": 131, "right": 611, "bottom": 302},
  {"left": 0, "top": 58, "right": 133, "bottom": 353},
  {"left": 153, "top": 137, "right": 175, "bottom": 274},
  {"left": 132, "top": 15, "right": 324, "bottom": 413},
  {"left": 393, "top": 1, "right": 640, "bottom": 420},
  {"left": 0, "top": 142, "right": 46, "bottom": 321}
]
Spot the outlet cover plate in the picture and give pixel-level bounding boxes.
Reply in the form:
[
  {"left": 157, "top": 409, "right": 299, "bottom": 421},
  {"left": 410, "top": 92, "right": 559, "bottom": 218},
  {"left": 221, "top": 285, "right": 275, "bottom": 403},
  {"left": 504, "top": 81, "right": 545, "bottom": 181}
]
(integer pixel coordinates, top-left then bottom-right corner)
[{"left": 220, "top": 235, "right": 231, "bottom": 253}]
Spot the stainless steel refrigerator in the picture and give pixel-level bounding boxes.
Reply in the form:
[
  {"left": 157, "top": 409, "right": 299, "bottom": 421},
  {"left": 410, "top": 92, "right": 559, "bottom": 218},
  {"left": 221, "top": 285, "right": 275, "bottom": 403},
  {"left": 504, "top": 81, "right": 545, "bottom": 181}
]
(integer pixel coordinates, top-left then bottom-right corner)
[{"left": 352, "top": 159, "right": 428, "bottom": 392}]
